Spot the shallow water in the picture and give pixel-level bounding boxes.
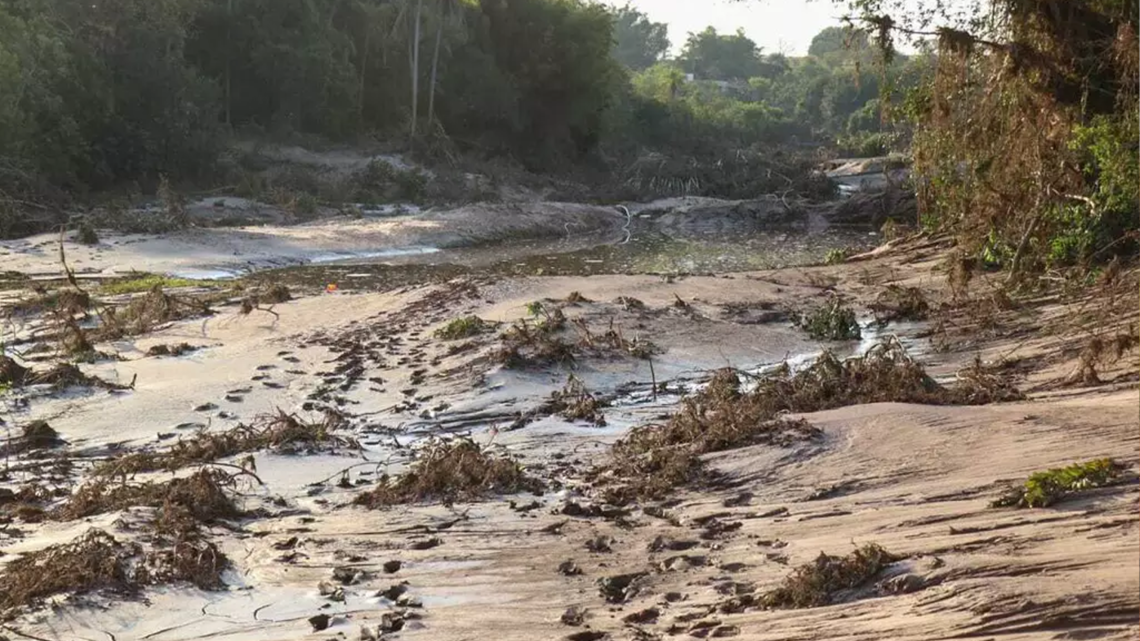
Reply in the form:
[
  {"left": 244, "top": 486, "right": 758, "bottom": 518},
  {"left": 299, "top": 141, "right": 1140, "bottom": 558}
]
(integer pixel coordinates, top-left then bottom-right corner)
[{"left": 247, "top": 217, "right": 878, "bottom": 292}]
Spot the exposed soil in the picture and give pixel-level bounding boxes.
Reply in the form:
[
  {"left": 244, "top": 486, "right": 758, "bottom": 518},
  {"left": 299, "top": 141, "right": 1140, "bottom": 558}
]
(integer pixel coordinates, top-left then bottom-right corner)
[{"left": 0, "top": 219, "right": 1135, "bottom": 641}]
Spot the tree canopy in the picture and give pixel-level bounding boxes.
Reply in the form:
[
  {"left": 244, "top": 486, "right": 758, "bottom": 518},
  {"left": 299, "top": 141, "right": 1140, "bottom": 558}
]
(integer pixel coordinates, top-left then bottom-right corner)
[
  {"left": 678, "top": 27, "right": 763, "bottom": 81},
  {"left": 611, "top": 3, "right": 669, "bottom": 71}
]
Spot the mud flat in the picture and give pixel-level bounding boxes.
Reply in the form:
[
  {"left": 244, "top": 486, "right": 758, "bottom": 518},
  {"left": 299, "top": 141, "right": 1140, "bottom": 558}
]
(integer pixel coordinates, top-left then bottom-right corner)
[{"left": 0, "top": 227, "right": 1136, "bottom": 641}]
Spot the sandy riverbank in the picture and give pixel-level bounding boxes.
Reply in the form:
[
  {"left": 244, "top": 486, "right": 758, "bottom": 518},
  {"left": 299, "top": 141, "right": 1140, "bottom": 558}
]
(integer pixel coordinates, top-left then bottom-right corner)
[{"left": 0, "top": 234, "right": 1136, "bottom": 641}]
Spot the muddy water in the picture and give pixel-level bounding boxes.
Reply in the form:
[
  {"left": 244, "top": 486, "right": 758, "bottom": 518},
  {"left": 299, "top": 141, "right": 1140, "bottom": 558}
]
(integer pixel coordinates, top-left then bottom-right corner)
[{"left": 246, "top": 217, "right": 878, "bottom": 292}]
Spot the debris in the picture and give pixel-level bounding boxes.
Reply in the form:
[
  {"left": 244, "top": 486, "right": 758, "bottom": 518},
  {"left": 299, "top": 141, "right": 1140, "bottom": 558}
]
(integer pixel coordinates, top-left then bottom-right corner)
[
  {"left": 760, "top": 543, "right": 898, "bottom": 609},
  {"left": 597, "top": 572, "right": 646, "bottom": 604},
  {"left": 409, "top": 536, "right": 443, "bottom": 550},
  {"left": 353, "top": 437, "right": 542, "bottom": 507},
  {"left": 308, "top": 614, "right": 331, "bottom": 631},
  {"left": 561, "top": 605, "right": 587, "bottom": 626},
  {"left": 558, "top": 560, "right": 583, "bottom": 576},
  {"left": 622, "top": 607, "right": 660, "bottom": 624}
]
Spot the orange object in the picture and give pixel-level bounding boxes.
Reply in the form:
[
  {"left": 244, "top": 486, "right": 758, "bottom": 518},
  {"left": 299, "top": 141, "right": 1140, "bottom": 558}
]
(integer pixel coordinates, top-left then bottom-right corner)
[{"left": 326, "top": 283, "right": 339, "bottom": 293}]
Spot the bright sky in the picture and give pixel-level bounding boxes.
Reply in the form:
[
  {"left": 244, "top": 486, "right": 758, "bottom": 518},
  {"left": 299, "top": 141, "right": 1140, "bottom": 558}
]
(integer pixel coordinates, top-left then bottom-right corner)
[{"left": 623, "top": 0, "right": 851, "bottom": 56}]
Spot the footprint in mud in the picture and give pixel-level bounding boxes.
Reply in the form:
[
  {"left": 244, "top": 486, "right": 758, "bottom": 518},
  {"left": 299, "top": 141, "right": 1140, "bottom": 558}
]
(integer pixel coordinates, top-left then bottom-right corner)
[
  {"left": 286, "top": 369, "right": 307, "bottom": 375},
  {"left": 282, "top": 356, "right": 301, "bottom": 363},
  {"left": 193, "top": 402, "right": 218, "bottom": 412},
  {"left": 262, "top": 381, "right": 284, "bottom": 389},
  {"left": 225, "top": 394, "right": 243, "bottom": 403},
  {"left": 256, "top": 364, "right": 276, "bottom": 371},
  {"left": 175, "top": 422, "right": 206, "bottom": 430},
  {"left": 218, "top": 411, "right": 237, "bottom": 420}
]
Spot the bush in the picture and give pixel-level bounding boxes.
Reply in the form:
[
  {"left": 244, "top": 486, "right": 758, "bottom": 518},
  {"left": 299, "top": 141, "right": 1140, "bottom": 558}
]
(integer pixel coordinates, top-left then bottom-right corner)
[
  {"left": 991, "top": 458, "right": 1125, "bottom": 508},
  {"left": 796, "top": 298, "right": 861, "bottom": 340}
]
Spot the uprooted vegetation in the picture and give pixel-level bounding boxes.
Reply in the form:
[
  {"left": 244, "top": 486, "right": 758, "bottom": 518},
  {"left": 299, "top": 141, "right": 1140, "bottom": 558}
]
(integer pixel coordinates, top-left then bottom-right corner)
[
  {"left": 0, "top": 356, "right": 132, "bottom": 392},
  {"left": 353, "top": 437, "right": 543, "bottom": 507},
  {"left": 760, "top": 544, "right": 900, "bottom": 609},
  {"left": 991, "top": 458, "right": 1126, "bottom": 508},
  {"left": 0, "top": 468, "right": 242, "bottom": 617},
  {"left": 0, "top": 420, "right": 65, "bottom": 456},
  {"left": 870, "top": 285, "right": 930, "bottom": 324},
  {"left": 0, "top": 528, "right": 229, "bottom": 618},
  {"left": 796, "top": 297, "right": 861, "bottom": 341},
  {"left": 94, "top": 410, "right": 355, "bottom": 476},
  {"left": 603, "top": 369, "right": 822, "bottom": 500},
  {"left": 546, "top": 375, "right": 607, "bottom": 426},
  {"left": 54, "top": 468, "right": 243, "bottom": 522},
  {"left": 494, "top": 302, "right": 658, "bottom": 369},
  {"left": 599, "top": 339, "right": 1021, "bottom": 499},
  {"left": 95, "top": 284, "right": 217, "bottom": 341}
]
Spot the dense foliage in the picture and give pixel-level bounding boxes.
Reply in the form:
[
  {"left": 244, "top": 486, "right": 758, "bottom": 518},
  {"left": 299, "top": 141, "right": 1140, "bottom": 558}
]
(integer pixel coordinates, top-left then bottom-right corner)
[
  {"left": 849, "top": 0, "right": 1138, "bottom": 272},
  {"left": 0, "top": 0, "right": 908, "bottom": 214}
]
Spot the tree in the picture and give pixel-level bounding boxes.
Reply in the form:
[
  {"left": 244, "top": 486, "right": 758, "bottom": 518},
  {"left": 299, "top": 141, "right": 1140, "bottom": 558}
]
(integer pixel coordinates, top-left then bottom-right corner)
[
  {"left": 807, "top": 25, "right": 869, "bottom": 58},
  {"left": 611, "top": 3, "right": 669, "bottom": 71},
  {"left": 679, "top": 27, "right": 761, "bottom": 81}
]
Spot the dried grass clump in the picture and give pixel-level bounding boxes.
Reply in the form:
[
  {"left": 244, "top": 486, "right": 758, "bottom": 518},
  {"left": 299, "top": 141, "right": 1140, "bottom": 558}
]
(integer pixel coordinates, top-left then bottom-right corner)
[
  {"left": 95, "top": 410, "right": 354, "bottom": 476},
  {"left": 751, "top": 341, "right": 933, "bottom": 411},
  {"left": 1, "top": 420, "right": 65, "bottom": 457},
  {"left": 9, "top": 287, "right": 92, "bottom": 317},
  {"left": 258, "top": 284, "right": 292, "bottom": 305},
  {"left": 606, "top": 369, "right": 822, "bottom": 499},
  {"left": 0, "top": 355, "right": 30, "bottom": 385},
  {"left": 761, "top": 544, "right": 899, "bottom": 609},
  {"left": 147, "top": 342, "right": 199, "bottom": 357},
  {"left": 870, "top": 285, "right": 930, "bottom": 323},
  {"left": 547, "top": 375, "right": 607, "bottom": 425},
  {"left": 0, "top": 528, "right": 229, "bottom": 617},
  {"left": 1067, "top": 331, "right": 1140, "bottom": 385},
  {"left": 948, "top": 357, "right": 1025, "bottom": 404},
  {"left": 55, "top": 469, "right": 241, "bottom": 522},
  {"left": 354, "top": 437, "right": 543, "bottom": 507},
  {"left": 599, "top": 339, "right": 1021, "bottom": 500},
  {"left": 494, "top": 316, "right": 576, "bottom": 368},
  {"left": 96, "top": 284, "right": 214, "bottom": 340},
  {"left": 0, "top": 529, "right": 142, "bottom": 616},
  {"left": 26, "top": 362, "right": 132, "bottom": 391},
  {"left": 494, "top": 306, "right": 658, "bottom": 369}
]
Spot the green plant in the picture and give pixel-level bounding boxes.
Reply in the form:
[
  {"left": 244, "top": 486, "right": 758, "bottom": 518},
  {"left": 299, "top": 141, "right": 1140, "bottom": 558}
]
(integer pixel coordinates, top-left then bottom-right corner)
[
  {"left": 824, "top": 248, "right": 848, "bottom": 265},
  {"left": 434, "top": 315, "right": 490, "bottom": 340},
  {"left": 991, "top": 458, "right": 1125, "bottom": 508},
  {"left": 76, "top": 223, "right": 99, "bottom": 246},
  {"left": 797, "top": 298, "right": 861, "bottom": 340},
  {"left": 100, "top": 274, "right": 218, "bottom": 296}
]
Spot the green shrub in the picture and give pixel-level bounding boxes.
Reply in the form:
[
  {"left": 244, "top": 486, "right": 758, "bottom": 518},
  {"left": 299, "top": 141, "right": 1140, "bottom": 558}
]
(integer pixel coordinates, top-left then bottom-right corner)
[
  {"left": 434, "top": 316, "right": 490, "bottom": 340},
  {"left": 824, "top": 248, "right": 848, "bottom": 265},
  {"left": 991, "top": 458, "right": 1125, "bottom": 508},
  {"left": 796, "top": 298, "right": 861, "bottom": 341}
]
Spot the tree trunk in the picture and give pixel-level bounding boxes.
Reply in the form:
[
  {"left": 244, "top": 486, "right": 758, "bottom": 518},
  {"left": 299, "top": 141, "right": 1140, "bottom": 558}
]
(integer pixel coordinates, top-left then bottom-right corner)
[
  {"left": 225, "top": 0, "right": 232, "bottom": 127},
  {"left": 358, "top": 28, "right": 371, "bottom": 124},
  {"left": 427, "top": 0, "right": 444, "bottom": 129},
  {"left": 409, "top": 0, "right": 423, "bottom": 146}
]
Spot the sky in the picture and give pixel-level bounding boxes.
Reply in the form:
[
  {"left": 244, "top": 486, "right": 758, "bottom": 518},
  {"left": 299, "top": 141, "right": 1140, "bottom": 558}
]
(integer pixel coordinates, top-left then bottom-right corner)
[{"left": 622, "top": 0, "right": 851, "bottom": 56}]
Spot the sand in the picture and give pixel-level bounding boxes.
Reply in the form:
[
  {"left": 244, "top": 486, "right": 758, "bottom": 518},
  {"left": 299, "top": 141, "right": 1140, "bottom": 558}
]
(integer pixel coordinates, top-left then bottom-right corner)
[{"left": 0, "top": 232, "right": 1136, "bottom": 641}]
